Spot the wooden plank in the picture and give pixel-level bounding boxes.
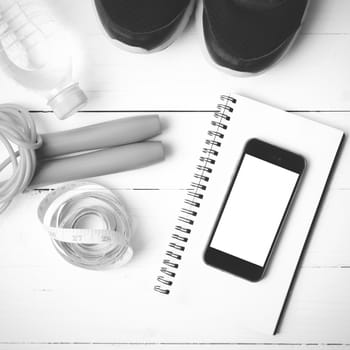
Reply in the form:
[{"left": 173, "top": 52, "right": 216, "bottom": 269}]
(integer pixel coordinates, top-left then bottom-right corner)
[
  {"left": 1, "top": 112, "right": 349, "bottom": 268},
  {"left": 302, "top": 0, "right": 350, "bottom": 34},
  {"left": 0, "top": 191, "right": 350, "bottom": 343},
  {"left": 1, "top": 112, "right": 349, "bottom": 267},
  {"left": 0, "top": 345, "right": 349, "bottom": 350},
  {"left": 2, "top": 192, "right": 347, "bottom": 271},
  {"left": 0, "top": 1, "right": 350, "bottom": 111},
  {"left": 0, "top": 261, "right": 349, "bottom": 343},
  {"left": 15, "top": 111, "right": 349, "bottom": 190},
  {"left": 0, "top": 187, "right": 349, "bottom": 267}
]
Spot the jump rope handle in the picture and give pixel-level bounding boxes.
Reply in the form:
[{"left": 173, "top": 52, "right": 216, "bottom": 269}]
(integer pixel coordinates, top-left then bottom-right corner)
[
  {"left": 36, "top": 114, "right": 162, "bottom": 160},
  {"left": 30, "top": 141, "right": 165, "bottom": 188}
]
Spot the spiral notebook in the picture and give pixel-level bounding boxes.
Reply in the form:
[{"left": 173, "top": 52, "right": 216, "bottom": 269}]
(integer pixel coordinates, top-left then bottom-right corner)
[{"left": 153, "top": 94, "right": 344, "bottom": 334}]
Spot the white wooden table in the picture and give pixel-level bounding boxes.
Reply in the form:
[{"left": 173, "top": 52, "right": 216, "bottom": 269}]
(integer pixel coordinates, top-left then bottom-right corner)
[{"left": 0, "top": 0, "right": 350, "bottom": 349}]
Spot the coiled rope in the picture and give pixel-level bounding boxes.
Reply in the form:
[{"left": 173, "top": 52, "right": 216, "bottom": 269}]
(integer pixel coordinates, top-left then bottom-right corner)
[
  {"left": 0, "top": 104, "right": 42, "bottom": 213},
  {"left": 0, "top": 106, "right": 133, "bottom": 268}
]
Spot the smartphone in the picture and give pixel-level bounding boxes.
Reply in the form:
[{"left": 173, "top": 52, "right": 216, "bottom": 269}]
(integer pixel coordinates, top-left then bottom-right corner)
[{"left": 204, "top": 138, "right": 305, "bottom": 282}]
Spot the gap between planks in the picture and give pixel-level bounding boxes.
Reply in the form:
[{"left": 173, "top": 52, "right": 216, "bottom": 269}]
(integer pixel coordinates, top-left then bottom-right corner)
[
  {"left": 28, "top": 110, "right": 350, "bottom": 114},
  {"left": 0, "top": 341, "right": 349, "bottom": 345}
]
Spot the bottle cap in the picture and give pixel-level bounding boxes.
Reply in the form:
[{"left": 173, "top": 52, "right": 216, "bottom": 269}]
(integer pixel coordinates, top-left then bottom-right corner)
[{"left": 48, "top": 83, "right": 88, "bottom": 120}]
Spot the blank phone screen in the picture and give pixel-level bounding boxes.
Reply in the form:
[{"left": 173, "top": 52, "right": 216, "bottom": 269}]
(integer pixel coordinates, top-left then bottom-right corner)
[{"left": 210, "top": 154, "right": 300, "bottom": 267}]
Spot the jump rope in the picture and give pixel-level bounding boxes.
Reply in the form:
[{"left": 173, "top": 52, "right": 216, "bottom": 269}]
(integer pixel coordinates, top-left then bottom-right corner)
[
  {"left": 0, "top": 104, "right": 165, "bottom": 268},
  {"left": 0, "top": 0, "right": 165, "bottom": 269}
]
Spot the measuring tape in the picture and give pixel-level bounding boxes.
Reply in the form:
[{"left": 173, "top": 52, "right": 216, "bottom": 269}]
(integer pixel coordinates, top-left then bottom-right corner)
[{"left": 38, "top": 182, "right": 133, "bottom": 269}]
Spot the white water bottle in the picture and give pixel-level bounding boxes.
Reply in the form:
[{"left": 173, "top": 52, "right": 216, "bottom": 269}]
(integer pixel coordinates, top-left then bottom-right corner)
[{"left": 0, "top": 0, "right": 87, "bottom": 119}]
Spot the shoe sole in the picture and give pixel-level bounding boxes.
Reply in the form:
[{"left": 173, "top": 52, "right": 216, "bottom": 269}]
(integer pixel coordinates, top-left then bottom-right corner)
[
  {"left": 91, "top": 0, "right": 196, "bottom": 54},
  {"left": 197, "top": 0, "right": 310, "bottom": 77}
]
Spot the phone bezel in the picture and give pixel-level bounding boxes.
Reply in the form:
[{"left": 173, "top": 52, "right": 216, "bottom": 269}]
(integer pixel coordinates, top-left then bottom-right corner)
[{"left": 204, "top": 138, "right": 306, "bottom": 282}]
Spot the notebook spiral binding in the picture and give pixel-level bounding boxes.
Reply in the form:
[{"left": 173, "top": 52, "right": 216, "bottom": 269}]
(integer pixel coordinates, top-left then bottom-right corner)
[{"left": 154, "top": 95, "right": 236, "bottom": 295}]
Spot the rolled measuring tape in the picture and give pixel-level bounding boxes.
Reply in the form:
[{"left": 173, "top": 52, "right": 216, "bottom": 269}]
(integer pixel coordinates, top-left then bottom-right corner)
[{"left": 38, "top": 182, "right": 133, "bottom": 269}]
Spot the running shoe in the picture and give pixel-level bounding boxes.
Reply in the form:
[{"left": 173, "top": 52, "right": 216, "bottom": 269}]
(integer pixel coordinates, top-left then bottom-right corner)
[
  {"left": 93, "top": 0, "right": 196, "bottom": 53},
  {"left": 201, "top": 0, "right": 309, "bottom": 75}
]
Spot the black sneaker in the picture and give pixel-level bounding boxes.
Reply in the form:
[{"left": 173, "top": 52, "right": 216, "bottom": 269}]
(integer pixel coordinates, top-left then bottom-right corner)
[
  {"left": 93, "top": 0, "right": 196, "bottom": 53},
  {"left": 201, "top": 0, "right": 309, "bottom": 75}
]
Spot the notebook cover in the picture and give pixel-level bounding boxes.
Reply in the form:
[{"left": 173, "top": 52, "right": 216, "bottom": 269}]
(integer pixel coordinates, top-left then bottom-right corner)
[{"left": 158, "top": 93, "right": 344, "bottom": 334}]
